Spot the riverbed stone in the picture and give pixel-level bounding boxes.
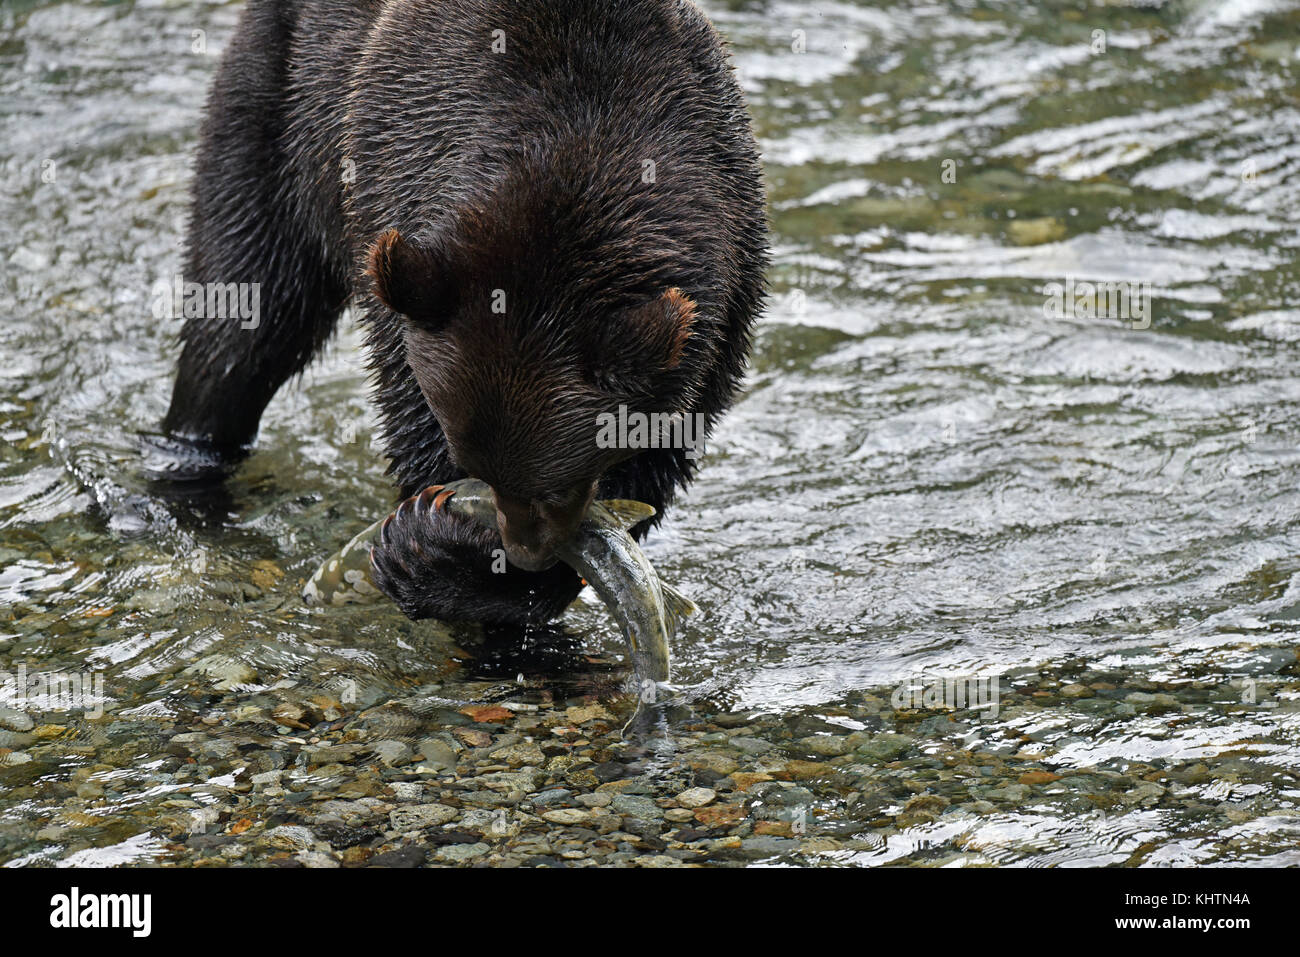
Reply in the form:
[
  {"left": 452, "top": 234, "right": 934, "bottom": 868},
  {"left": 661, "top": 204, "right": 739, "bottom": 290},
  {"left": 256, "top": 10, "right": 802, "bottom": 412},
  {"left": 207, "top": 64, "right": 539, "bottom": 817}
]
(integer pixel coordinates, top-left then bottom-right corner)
[{"left": 390, "top": 804, "right": 458, "bottom": 830}]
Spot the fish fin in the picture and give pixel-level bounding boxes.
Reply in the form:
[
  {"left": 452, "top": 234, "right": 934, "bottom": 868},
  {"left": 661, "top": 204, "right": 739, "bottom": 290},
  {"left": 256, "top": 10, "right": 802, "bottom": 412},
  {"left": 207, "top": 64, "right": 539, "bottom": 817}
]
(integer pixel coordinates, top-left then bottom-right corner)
[
  {"left": 661, "top": 582, "right": 699, "bottom": 625},
  {"left": 596, "top": 499, "right": 657, "bottom": 530}
]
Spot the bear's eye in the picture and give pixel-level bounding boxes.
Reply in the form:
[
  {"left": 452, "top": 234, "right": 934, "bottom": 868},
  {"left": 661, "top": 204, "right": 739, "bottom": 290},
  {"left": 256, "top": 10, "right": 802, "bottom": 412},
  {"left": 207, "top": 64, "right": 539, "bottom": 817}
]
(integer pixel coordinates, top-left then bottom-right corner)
[{"left": 587, "top": 363, "right": 638, "bottom": 397}]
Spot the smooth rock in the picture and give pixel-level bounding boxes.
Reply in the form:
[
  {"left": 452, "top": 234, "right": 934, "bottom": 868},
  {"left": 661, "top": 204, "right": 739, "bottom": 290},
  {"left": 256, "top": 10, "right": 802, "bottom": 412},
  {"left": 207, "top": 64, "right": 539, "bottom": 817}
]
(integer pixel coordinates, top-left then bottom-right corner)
[
  {"left": 853, "top": 733, "right": 912, "bottom": 762},
  {"left": 435, "top": 842, "right": 490, "bottom": 862},
  {"left": 611, "top": 794, "right": 663, "bottom": 820},
  {"left": 798, "top": 735, "right": 851, "bottom": 757},
  {"left": 490, "top": 741, "right": 546, "bottom": 766},
  {"left": 676, "top": 787, "right": 717, "bottom": 808},
  {"left": 390, "top": 804, "right": 458, "bottom": 830},
  {"left": 531, "top": 788, "right": 574, "bottom": 806},
  {"left": 0, "top": 708, "right": 34, "bottom": 732},
  {"left": 265, "top": 825, "right": 315, "bottom": 851},
  {"left": 541, "top": 808, "right": 591, "bottom": 825}
]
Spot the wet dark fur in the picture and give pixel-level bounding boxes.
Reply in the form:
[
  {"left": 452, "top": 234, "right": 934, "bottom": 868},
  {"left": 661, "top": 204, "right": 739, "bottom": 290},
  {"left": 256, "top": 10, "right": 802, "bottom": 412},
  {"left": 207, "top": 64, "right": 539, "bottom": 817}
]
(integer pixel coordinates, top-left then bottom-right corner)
[{"left": 160, "top": 0, "right": 768, "bottom": 624}]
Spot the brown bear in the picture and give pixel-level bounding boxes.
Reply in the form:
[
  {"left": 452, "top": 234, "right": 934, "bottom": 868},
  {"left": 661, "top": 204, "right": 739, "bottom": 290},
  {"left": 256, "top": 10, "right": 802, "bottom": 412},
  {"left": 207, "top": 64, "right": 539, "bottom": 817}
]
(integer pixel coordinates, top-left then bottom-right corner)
[{"left": 155, "top": 0, "right": 768, "bottom": 624}]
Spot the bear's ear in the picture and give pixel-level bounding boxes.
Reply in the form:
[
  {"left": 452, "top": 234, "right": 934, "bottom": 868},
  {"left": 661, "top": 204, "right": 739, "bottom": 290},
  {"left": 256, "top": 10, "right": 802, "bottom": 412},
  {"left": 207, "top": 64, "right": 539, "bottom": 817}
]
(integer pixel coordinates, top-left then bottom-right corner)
[
  {"left": 625, "top": 287, "right": 696, "bottom": 371},
  {"left": 590, "top": 287, "right": 701, "bottom": 399},
  {"left": 366, "top": 229, "right": 455, "bottom": 329}
]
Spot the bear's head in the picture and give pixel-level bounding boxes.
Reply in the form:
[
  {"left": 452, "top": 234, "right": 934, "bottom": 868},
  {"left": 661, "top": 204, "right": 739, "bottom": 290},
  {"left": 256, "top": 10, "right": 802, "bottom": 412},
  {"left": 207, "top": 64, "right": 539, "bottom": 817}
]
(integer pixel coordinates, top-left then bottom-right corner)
[{"left": 367, "top": 225, "right": 707, "bottom": 571}]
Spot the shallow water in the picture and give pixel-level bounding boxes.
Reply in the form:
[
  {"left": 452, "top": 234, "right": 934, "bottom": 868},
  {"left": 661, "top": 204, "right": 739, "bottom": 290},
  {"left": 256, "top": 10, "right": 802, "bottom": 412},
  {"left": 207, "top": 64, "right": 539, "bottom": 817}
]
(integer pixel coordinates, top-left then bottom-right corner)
[{"left": 2, "top": 0, "right": 1299, "bottom": 867}]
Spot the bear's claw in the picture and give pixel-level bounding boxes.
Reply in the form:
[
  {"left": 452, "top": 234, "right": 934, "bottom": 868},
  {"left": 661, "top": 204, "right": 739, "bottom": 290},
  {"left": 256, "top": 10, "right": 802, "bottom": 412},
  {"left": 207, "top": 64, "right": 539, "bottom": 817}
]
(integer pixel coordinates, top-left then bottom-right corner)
[{"left": 416, "top": 484, "right": 443, "bottom": 513}]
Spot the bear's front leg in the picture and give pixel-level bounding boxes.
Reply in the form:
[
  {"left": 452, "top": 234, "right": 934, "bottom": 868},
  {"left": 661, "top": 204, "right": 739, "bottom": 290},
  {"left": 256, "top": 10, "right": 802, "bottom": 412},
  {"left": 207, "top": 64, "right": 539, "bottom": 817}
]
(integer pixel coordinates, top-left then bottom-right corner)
[{"left": 369, "top": 487, "right": 583, "bottom": 626}]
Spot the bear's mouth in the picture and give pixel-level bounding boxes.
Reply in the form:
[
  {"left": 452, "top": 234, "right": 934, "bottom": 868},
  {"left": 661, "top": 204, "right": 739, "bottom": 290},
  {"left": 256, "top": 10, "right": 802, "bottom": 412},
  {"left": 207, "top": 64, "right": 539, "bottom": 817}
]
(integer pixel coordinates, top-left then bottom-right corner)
[
  {"left": 490, "top": 482, "right": 597, "bottom": 573},
  {"left": 500, "top": 544, "right": 560, "bottom": 573}
]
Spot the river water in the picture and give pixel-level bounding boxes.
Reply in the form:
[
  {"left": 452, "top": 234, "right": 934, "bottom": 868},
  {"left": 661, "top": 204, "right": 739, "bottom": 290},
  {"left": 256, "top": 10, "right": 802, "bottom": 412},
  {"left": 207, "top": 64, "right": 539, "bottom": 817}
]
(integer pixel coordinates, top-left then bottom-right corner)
[{"left": 2, "top": 0, "right": 1299, "bottom": 866}]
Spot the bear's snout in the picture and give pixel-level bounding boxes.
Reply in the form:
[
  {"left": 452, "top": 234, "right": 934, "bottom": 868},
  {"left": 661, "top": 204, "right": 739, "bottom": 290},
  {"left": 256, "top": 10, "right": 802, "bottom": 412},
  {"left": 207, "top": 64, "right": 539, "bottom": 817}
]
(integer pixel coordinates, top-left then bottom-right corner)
[
  {"left": 500, "top": 537, "right": 558, "bottom": 572},
  {"left": 492, "top": 485, "right": 594, "bottom": 572}
]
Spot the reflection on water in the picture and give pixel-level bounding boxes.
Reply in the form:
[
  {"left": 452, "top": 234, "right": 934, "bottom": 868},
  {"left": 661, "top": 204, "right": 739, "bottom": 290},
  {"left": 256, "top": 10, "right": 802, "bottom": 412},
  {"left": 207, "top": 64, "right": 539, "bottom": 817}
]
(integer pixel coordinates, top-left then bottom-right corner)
[{"left": 1, "top": 0, "right": 1299, "bottom": 866}]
